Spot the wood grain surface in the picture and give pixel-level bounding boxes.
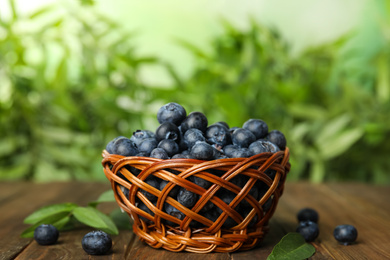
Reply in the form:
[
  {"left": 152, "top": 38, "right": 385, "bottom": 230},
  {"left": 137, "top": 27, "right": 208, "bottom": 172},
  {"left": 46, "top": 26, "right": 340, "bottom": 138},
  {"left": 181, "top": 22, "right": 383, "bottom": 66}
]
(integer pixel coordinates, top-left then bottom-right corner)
[{"left": 0, "top": 181, "right": 389, "bottom": 260}]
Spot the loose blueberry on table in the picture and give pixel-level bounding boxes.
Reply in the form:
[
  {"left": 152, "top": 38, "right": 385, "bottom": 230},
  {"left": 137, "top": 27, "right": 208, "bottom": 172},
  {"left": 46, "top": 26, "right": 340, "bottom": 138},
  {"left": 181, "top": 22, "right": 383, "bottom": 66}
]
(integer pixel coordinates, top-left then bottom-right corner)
[
  {"left": 34, "top": 224, "right": 59, "bottom": 245},
  {"left": 333, "top": 224, "right": 358, "bottom": 245},
  {"left": 296, "top": 221, "right": 319, "bottom": 242},
  {"left": 82, "top": 230, "right": 112, "bottom": 255}
]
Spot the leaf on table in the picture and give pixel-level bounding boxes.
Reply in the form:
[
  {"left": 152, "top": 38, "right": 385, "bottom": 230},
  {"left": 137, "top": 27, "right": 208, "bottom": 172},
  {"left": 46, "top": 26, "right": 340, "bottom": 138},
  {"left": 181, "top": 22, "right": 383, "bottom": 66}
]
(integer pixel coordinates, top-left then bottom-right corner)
[
  {"left": 267, "top": 232, "right": 316, "bottom": 260},
  {"left": 89, "top": 189, "right": 116, "bottom": 207},
  {"left": 73, "top": 206, "right": 118, "bottom": 235},
  {"left": 21, "top": 212, "right": 71, "bottom": 238},
  {"left": 24, "top": 203, "right": 78, "bottom": 224}
]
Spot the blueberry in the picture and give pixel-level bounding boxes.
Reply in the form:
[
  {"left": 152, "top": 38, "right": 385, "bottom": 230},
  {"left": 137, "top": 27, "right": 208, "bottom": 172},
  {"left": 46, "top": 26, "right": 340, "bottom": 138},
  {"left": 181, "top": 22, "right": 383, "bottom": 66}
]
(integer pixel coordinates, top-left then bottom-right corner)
[
  {"left": 180, "top": 112, "right": 208, "bottom": 134},
  {"left": 267, "top": 130, "right": 287, "bottom": 150},
  {"left": 34, "top": 224, "right": 59, "bottom": 245},
  {"left": 190, "top": 175, "right": 212, "bottom": 189},
  {"left": 190, "top": 141, "right": 214, "bottom": 160},
  {"left": 155, "top": 122, "right": 181, "bottom": 142},
  {"left": 223, "top": 144, "right": 241, "bottom": 158},
  {"left": 157, "top": 102, "right": 187, "bottom": 125},
  {"left": 164, "top": 203, "right": 185, "bottom": 226},
  {"left": 249, "top": 139, "right": 280, "bottom": 155},
  {"left": 205, "top": 124, "right": 232, "bottom": 147},
  {"left": 106, "top": 136, "right": 125, "bottom": 154},
  {"left": 113, "top": 137, "right": 138, "bottom": 156},
  {"left": 216, "top": 191, "right": 241, "bottom": 228},
  {"left": 177, "top": 188, "right": 198, "bottom": 208},
  {"left": 138, "top": 201, "right": 155, "bottom": 224},
  {"left": 171, "top": 153, "right": 186, "bottom": 159},
  {"left": 214, "top": 121, "right": 230, "bottom": 130},
  {"left": 296, "top": 221, "right": 319, "bottom": 242},
  {"left": 81, "top": 230, "right": 112, "bottom": 255},
  {"left": 159, "top": 180, "right": 180, "bottom": 198},
  {"left": 130, "top": 130, "right": 155, "bottom": 147},
  {"left": 297, "top": 208, "right": 319, "bottom": 223},
  {"left": 243, "top": 119, "right": 268, "bottom": 139},
  {"left": 137, "top": 137, "right": 158, "bottom": 156},
  {"left": 230, "top": 148, "right": 253, "bottom": 158},
  {"left": 140, "top": 177, "right": 160, "bottom": 202},
  {"left": 183, "top": 128, "right": 206, "bottom": 149},
  {"left": 157, "top": 139, "right": 180, "bottom": 157},
  {"left": 150, "top": 148, "right": 169, "bottom": 159},
  {"left": 333, "top": 225, "right": 358, "bottom": 245},
  {"left": 232, "top": 128, "right": 256, "bottom": 148},
  {"left": 229, "top": 126, "right": 240, "bottom": 135}
]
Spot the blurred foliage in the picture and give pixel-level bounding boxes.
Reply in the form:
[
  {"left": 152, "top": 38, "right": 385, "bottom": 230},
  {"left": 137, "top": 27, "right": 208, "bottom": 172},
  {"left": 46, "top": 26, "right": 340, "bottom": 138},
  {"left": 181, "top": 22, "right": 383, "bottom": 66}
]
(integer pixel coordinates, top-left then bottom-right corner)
[
  {"left": 0, "top": 0, "right": 389, "bottom": 183},
  {"left": 0, "top": 0, "right": 160, "bottom": 181}
]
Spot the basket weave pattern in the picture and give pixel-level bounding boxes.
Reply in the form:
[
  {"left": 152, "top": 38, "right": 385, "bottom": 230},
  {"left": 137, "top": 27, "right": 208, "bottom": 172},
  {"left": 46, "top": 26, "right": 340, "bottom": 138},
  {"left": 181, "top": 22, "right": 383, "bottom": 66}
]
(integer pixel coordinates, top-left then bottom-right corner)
[{"left": 102, "top": 148, "right": 290, "bottom": 253}]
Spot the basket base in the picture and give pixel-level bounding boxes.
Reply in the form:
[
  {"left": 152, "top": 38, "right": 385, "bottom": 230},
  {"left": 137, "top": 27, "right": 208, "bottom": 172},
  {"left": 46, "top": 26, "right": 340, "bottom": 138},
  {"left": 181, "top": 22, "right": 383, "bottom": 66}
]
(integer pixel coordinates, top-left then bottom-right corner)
[{"left": 133, "top": 222, "right": 269, "bottom": 253}]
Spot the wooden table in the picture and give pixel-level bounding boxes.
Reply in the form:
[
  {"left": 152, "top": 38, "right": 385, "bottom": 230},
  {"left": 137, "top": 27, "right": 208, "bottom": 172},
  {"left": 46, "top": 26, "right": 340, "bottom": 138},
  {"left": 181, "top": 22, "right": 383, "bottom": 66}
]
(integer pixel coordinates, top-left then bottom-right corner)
[{"left": 1, "top": 181, "right": 389, "bottom": 259}]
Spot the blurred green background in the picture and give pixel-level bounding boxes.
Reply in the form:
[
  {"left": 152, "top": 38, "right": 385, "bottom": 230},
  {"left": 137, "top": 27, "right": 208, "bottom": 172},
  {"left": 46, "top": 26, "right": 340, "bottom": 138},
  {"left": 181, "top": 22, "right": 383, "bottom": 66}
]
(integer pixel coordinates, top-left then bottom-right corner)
[{"left": 0, "top": 0, "right": 389, "bottom": 183}]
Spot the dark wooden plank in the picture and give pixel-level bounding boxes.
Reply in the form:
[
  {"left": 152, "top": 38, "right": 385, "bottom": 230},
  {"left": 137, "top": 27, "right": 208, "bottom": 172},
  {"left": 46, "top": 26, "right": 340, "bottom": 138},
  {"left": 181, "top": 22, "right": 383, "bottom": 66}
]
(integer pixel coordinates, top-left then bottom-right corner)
[
  {"left": 0, "top": 182, "right": 111, "bottom": 260},
  {"left": 280, "top": 182, "right": 390, "bottom": 259},
  {"left": 14, "top": 227, "right": 133, "bottom": 260},
  {"left": 123, "top": 234, "right": 231, "bottom": 260}
]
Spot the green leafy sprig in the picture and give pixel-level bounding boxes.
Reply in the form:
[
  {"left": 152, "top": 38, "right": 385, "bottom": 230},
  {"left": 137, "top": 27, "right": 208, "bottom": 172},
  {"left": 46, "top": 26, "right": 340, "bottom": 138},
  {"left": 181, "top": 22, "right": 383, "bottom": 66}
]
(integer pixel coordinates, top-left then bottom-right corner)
[{"left": 21, "top": 190, "right": 130, "bottom": 238}]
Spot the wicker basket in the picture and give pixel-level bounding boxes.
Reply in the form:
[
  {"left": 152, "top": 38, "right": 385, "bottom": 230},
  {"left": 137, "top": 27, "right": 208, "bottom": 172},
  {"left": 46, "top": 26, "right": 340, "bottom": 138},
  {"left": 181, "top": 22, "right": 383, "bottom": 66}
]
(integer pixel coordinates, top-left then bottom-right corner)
[{"left": 102, "top": 148, "right": 290, "bottom": 253}]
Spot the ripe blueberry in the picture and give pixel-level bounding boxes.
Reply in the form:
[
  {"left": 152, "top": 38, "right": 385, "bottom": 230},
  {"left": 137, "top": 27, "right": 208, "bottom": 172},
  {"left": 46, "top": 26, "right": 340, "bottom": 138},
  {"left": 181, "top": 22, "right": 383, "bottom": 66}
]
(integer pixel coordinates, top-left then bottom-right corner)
[
  {"left": 150, "top": 148, "right": 169, "bottom": 159},
  {"left": 297, "top": 208, "right": 319, "bottom": 223},
  {"left": 157, "top": 102, "right": 187, "bottom": 125},
  {"left": 232, "top": 128, "right": 256, "bottom": 148},
  {"left": 180, "top": 112, "right": 208, "bottom": 134},
  {"left": 296, "top": 221, "right": 319, "bottom": 242},
  {"left": 155, "top": 122, "right": 181, "bottom": 142},
  {"left": 137, "top": 137, "right": 158, "bottom": 156},
  {"left": 249, "top": 139, "right": 280, "bottom": 155},
  {"left": 34, "top": 224, "right": 59, "bottom": 245},
  {"left": 267, "top": 130, "right": 287, "bottom": 150},
  {"left": 106, "top": 136, "right": 125, "bottom": 154},
  {"left": 130, "top": 130, "right": 155, "bottom": 147},
  {"left": 183, "top": 128, "right": 206, "bottom": 149},
  {"left": 243, "top": 119, "right": 268, "bottom": 139},
  {"left": 157, "top": 139, "right": 180, "bottom": 157},
  {"left": 190, "top": 141, "right": 214, "bottom": 160},
  {"left": 81, "top": 230, "right": 112, "bottom": 255},
  {"left": 333, "top": 224, "right": 358, "bottom": 245},
  {"left": 140, "top": 177, "right": 161, "bottom": 202},
  {"left": 230, "top": 148, "right": 253, "bottom": 158},
  {"left": 113, "top": 137, "right": 138, "bottom": 156},
  {"left": 177, "top": 188, "right": 198, "bottom": 208},
  {"left": 223, "top": 144, "right": 241, "bottom": 158},
  {"left": 205, "top": 124, "right": 232, "bottom": 147}
]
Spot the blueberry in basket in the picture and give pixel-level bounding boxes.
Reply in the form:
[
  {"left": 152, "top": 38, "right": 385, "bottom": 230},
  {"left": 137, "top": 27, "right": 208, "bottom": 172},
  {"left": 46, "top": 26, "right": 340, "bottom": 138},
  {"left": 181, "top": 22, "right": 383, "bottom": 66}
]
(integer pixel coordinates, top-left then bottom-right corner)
[{"left": 103, "top": 102, "right": 289, "bottom": 231}]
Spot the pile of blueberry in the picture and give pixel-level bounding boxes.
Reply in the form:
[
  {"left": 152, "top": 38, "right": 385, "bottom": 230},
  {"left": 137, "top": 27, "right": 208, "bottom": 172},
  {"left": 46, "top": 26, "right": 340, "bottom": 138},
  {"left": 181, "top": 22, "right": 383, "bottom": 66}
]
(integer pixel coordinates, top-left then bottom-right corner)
[
  {"left": 296, "top": 207, "right": 358, "bottom": 245},
  {"left": 105, "top": 102, "right": 287, "bottom": 160},
  {"left": 105, "top": 102, "right": 288, "bottom": 229}
]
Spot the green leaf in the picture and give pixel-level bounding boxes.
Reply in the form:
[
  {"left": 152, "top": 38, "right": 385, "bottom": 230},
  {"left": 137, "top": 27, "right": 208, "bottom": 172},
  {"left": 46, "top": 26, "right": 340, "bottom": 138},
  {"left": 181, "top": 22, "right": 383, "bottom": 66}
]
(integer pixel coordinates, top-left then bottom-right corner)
[
  {"left": 24, "top": 203, "right": 78, "bottom": 224},
  {"left": 267, "top": 233, "right": 316, "bottom": 260},
  {"left": 89, "top": 190, "right": 116, "bottom": 207},
  {"left": 21, "top": 212, "right": 71, "bottom": 238},
  {"left": 73, "top": 207, "right": 118, "bottom": 235}
]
